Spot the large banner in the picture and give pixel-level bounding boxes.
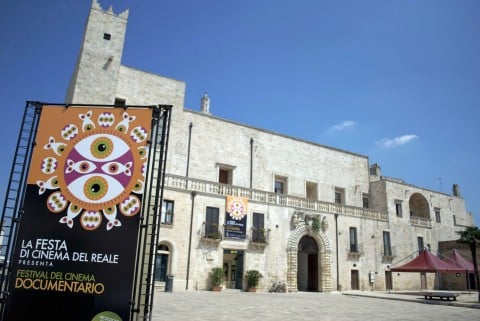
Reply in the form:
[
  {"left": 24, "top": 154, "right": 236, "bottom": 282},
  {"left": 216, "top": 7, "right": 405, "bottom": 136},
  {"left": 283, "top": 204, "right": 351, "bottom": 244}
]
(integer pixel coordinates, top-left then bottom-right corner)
[
  {"left": 224, "top": 196, "right": 248, "bottom": 239},
  {"left": 5, "top": 105, "right": 153, "bottom": 321}
]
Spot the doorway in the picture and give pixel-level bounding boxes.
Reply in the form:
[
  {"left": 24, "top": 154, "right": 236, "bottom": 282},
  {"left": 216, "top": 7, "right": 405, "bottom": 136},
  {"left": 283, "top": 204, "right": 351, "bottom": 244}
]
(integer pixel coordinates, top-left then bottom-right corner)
[
  {"left": 154, "top": 244, "right": 170, "bottom": 282},
  {"left": 351, "top": 270, "right": 359, "bottom": 290},
  {"left": 385, "top": 271, "right": 392, "bottom": 290},
  {"left": 297, "top": 236, "right": 319, "bottom": 291},
  {"left": 223, "top": 249, "right": 244, "bottom": 289}
]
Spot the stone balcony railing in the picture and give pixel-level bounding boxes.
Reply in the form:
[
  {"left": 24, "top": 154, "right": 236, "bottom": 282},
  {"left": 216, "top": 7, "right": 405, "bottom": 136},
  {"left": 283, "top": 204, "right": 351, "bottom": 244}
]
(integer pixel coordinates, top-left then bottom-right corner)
[
  {"left": 164, "top": 174, "right": 388, "bottom": 221},
  {"left": 409, "top": 216, "right": 432, "bottom": 228}
]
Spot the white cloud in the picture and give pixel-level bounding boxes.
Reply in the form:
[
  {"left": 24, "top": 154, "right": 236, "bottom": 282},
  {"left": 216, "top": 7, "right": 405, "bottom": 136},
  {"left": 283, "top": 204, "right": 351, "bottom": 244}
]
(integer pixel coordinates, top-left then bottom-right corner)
[
  {"left": 332, "top": 120, "right": 356, "bottom": 131},
  {"left": 377, "top": 134, "right": 418, "bottom": 148}
]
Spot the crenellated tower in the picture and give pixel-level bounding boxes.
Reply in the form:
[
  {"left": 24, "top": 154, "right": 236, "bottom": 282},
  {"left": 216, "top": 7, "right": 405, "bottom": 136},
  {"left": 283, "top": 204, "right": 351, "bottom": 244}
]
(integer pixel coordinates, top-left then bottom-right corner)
[{"left": 65, "top": 0, "right": 129, "bottom": 104}]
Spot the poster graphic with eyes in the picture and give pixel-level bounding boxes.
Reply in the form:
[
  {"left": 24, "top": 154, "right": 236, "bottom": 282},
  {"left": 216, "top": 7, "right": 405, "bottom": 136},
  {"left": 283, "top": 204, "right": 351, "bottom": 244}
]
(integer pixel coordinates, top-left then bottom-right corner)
[
  {"left": 225, "top": 196, "right": 248, "bottom": 239},
  {"left": 5, "top": 105, "right": 154, "bottom": 321}
]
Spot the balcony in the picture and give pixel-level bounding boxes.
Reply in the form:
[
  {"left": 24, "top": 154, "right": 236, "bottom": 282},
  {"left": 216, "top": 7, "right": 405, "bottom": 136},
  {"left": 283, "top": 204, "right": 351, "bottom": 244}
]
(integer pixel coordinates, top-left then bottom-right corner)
[
  {"left": 410, "top": 216, "right": 432, "bottom": 228},
  {"left": 164, "top": 174, "right": 388, "bottom": 221},
  {"left": 201, "top": 223, "right": 223, "bottom": 245},
  {"left": 249, "top": 227, "right": 270, "bottom": 249}
]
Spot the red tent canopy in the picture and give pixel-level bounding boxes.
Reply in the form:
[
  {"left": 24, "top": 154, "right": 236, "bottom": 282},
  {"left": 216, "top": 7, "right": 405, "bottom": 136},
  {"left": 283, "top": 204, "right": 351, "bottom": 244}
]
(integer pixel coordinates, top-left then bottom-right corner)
[
  {"left": 448, "top": 249, "right": 474, "bottom": 272},
  {"left": 391, "top": 250, "right": 466, "bottom": 273}
]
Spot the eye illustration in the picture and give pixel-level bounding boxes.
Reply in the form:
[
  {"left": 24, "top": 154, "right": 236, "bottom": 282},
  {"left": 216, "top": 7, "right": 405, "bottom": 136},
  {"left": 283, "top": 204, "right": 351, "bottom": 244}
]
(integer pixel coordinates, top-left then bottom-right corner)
[{"left": 39, "top": 109, "right": 150, "bottom": 231}]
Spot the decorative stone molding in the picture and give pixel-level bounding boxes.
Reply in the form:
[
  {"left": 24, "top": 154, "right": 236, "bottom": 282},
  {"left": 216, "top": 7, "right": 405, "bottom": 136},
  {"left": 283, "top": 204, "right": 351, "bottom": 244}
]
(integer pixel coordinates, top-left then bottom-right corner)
[
  {"left": 286, "top": 216, "right": 333, "bottom": 293},
  {"left": 292, "top": 210, "right": 328, "bottom": 233}
]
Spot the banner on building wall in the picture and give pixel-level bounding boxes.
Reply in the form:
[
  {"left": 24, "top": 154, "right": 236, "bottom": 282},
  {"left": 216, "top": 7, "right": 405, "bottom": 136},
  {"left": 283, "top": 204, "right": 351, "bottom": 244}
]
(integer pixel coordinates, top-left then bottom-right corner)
[
  {"left": 225, "top": 196, "right": 248, "bottom": 239},
  {"left": 5, "top": 105, "right": 153, "bottom": 321}
]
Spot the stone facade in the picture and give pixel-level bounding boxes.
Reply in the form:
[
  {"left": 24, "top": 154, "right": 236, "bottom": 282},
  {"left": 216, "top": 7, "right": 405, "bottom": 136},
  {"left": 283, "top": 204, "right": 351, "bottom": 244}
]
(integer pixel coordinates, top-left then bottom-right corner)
[{"left": 65, "top": 1, "right": 475, "bottom": 293}]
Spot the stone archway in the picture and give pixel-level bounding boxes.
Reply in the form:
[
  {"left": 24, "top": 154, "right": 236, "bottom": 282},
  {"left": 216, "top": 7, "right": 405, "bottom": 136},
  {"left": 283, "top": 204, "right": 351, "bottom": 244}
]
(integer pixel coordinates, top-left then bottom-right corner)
[{"left": 286, "top": 218, "right": 333, "bottom": 292}]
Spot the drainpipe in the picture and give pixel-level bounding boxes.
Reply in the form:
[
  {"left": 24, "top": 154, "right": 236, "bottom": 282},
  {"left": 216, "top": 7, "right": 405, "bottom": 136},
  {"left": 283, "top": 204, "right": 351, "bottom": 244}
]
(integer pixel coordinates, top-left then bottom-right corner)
[
  {"left": 249, "top": 138, "right": 254, "bottom": 189},
  {"left": 335, "top": 213, "right": 340, "bottom": 291},
  {"left": 186, "top": 122, "right": 193, "bottom": 178},
  {"left": 186, "top": 191, "right": 196, "bottom": 290}
]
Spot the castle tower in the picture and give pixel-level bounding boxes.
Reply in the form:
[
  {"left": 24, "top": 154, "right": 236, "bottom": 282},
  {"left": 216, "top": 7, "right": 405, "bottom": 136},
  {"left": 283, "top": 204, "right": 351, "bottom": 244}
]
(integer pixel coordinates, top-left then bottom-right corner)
[{"left": 65, "top": 0, "right": 129, "bottom": 104}]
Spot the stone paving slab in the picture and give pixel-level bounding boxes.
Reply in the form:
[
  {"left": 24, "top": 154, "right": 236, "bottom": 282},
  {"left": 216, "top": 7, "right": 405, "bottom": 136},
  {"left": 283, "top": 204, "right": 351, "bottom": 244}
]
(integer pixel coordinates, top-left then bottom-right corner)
[{"left": 150, "top": 290, "right": 480, "bottom": 321}]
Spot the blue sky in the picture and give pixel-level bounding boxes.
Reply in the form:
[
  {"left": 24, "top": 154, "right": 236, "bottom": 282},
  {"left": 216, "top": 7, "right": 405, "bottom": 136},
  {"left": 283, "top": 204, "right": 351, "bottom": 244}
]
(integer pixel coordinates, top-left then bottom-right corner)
[{"left": 1, "top": 0, "right": 479, "bottom": 225}]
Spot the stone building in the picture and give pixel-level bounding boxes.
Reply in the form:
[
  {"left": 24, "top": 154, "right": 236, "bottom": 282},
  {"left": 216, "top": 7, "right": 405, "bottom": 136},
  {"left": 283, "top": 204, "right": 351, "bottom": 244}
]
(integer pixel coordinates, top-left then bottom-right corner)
[{"left": 65, "top": 1, "right": 475, "bottom": 292}]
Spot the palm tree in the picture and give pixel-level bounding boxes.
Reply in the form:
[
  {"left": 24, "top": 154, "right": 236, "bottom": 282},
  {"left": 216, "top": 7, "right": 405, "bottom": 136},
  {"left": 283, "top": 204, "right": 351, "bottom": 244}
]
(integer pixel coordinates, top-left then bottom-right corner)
[{"left": 457, "top": 226, "right": 480, "bottom": 302}]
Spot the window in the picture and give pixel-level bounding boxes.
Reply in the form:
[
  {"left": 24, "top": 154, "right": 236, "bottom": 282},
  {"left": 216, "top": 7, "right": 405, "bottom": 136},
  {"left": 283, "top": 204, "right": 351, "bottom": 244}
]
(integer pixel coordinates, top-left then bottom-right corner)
[
  {"left": 205, "top": 207, "right": 220, "bottom": 238},
  {"left": 395, "top": 200, "right": 402, "bottom": 218},
  {"left": 306, "top": 181, "right": 318, "bottom": 200},
  {"left": 252, "top": 213, "right": 265, "bottom": 243},
  {"left": 219, "top": 168, "right": 232, "bottom": 184},
  {"left": 383, "top": 231, "right": 392, "bottom": 256},
  {"left": 435, "top": 208, "right": 441, "bottom": 223},
  {"left": 417, "top": 236, "right": 424, "bottom": 254},
  {"left": 114, "top": 98, "right": 126, "bottom": 106},
  {"left": 103, "top": 33, "right": 111, "bottom": 40},
  {"left": 362, "top": 194, "right": 369, "bottom": 208},
  {"left": 274, "top": 176, "right": 287, "bottom": 194},
  {"left": 160, "top": 200, "right": 174, "bottom": 225},
  {"left": 453, "top": 215, "right": 456, "bottom": 226},
  {"left": 335, "top": 188, "right": 344, "bottom": 204},
  {"left": 349, "top": 227, "right": 358, "bottom": 253}
]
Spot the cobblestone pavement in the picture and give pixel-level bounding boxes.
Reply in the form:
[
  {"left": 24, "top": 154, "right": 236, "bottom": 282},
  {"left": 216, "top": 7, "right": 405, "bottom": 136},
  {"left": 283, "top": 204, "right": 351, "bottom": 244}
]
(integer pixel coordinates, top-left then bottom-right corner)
[{"left": 151, "top": 290, "right": 480, "bottom": 321}]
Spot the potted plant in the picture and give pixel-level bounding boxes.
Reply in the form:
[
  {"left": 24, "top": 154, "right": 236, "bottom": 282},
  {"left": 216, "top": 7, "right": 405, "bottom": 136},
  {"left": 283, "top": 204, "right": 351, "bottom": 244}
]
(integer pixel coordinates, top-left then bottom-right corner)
[
  {"left": 211, "top": 267, "right": 224, "bottom": 291},
  {"left": 245, "top": 269, "right": 263, "bottom": 292}
]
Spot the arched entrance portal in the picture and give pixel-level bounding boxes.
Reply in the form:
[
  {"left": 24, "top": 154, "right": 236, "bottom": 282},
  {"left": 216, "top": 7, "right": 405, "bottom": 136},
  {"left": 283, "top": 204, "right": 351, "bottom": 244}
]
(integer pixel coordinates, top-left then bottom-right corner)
[
  {"left": 297, "top": 236, "right": 318, "bottom": 291},
  {"left": 286, "top": 216, "right": 333, "bottom": 293}
]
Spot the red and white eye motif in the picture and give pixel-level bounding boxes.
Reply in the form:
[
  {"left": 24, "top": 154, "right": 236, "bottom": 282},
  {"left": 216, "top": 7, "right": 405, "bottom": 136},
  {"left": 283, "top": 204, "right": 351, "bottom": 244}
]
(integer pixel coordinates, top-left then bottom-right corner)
[
  {"left": 47, "top": 192, "right": 68, "bottom": 213},
  {"left": 65, "top": 159, "right": 97, "bottom": 174},
  {"left": 80, "top": 210, "right": 102, "bottom": 230},
  {"left": 41, "top": 157, "right": 57, "bottom": 174},
  {"left": 61, "top": 124, "right": 78, "bottom": 141},
  {"left": 101, "top": 161, "right": 132, "bottom": 176},
  {"left": 75, "top": 134, "right": 130, "bottom": 161},
  {"left": 130, "top": 126, "right": 147, "bottom": 143},
  {"left": 119, "top": 195, "right": 141, "bottom": 216},
  {"left": 67, "top": 174, "right": 125, "bottom": 204},
  {"left": 98, "top": 112, "right": 115, "bottom": 127}
]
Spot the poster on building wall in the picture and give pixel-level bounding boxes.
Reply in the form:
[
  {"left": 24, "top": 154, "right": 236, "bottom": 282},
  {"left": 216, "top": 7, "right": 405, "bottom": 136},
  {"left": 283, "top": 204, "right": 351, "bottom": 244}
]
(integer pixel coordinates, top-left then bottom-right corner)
[
  {"left": 225, "top": 196, "right": 248, "bottom": 239},
  {"left": 5, "top": 105, "right": 153, "bottom": 321}
]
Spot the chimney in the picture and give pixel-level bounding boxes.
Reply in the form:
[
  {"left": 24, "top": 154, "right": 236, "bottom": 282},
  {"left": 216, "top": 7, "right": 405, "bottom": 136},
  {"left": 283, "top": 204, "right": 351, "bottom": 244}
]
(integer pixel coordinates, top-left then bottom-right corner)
[{"left": 200, "top": 92, "right": 210, "bottom": 114}]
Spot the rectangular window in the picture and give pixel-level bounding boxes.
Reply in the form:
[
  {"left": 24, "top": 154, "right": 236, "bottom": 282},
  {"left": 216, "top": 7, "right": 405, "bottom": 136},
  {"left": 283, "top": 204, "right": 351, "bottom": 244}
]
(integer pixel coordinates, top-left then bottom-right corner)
[
  {"left": 362, "top": 194, "right": 369, "bottom": 208},
  {"left": 103, "top": 33, "right": 111, "bottom": 40},
  {"left": 383, "top": 231, "right": 392, "bottom": 256},
  {"left": 274, "top": 175, "right": 287, "bottom": 194},
  {"left": 335, "top": 188, "right": 344, "bottom": 204},
  {"left": 306, "top": 181, "right": 318, "bottom": 200},
  {"left": 252, "top": 212, "right": 265, "bottom": 243},
  {"left": 205, "top": 207, "right": 220, "bottom": 238},
  {"left": 453, "top": 215, "right": 456, "bottom": 225},
  {"left": 395, "top": 200, "right": 402, "bottom": 217},
  {"left": 435, "top": 208, "right": 441, "bottom": 223},
  {"left": 349, "top": 227, "right": 358, "bottom": 253},
  {"left": 417, "top": 236, "right": 424, "bottom": 254},
  {"left": 160, "top": 200, "right": 174, "bottom": 225},
  {"left": 218, "top": 167, "right": 232, "bottom": 184}
]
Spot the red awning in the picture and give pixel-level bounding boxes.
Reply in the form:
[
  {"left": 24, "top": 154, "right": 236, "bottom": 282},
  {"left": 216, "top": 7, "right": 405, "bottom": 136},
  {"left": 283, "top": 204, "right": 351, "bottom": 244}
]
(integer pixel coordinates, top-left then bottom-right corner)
[
  {"left": 391, "top": 249, "right": 466, "bottom": 273},
  {"left": 448, "top": 249, "right": 474, "bottom": 272}
]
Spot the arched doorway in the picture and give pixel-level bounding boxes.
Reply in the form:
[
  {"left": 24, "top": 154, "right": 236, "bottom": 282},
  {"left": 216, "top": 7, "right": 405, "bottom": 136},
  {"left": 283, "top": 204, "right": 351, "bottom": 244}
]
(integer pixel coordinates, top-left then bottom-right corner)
[
  {"left": 154, "top": 244, "right": 170, "bottom": 282},
  {"left": 297, "top": 236, "right": 319, "bottom": 291},
  {"left": 286, "top": 215, "right": 333, "bottom": 293}
]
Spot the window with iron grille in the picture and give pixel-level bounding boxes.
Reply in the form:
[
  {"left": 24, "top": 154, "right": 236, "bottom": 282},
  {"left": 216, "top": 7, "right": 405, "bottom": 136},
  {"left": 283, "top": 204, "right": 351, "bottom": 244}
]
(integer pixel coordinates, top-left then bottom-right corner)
[{"left": 349, "top": 227, "right": 358, "bottom": 252}]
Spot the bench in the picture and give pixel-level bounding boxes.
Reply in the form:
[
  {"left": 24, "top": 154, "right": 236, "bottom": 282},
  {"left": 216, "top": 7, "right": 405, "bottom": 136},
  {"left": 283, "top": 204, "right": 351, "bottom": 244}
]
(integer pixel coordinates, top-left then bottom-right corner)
[{"left": 422, "top": 291, "right": 460, "bottom": 301}]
